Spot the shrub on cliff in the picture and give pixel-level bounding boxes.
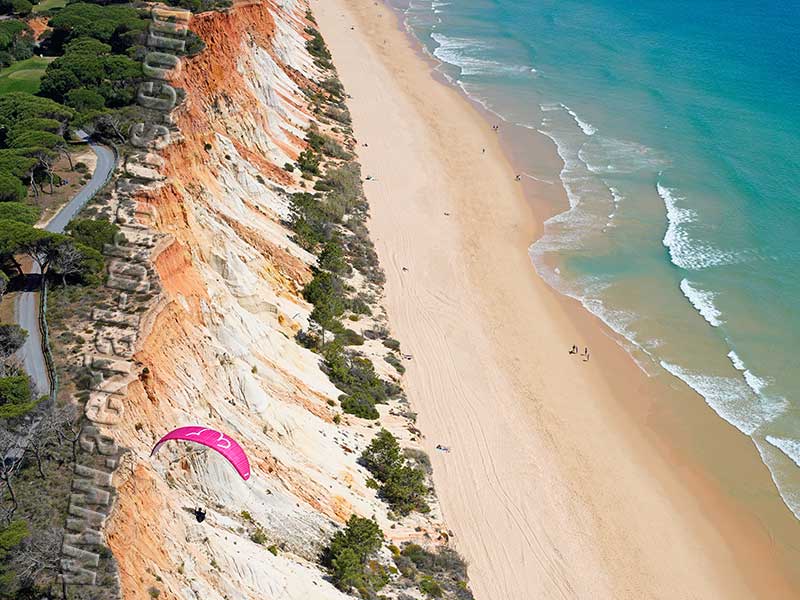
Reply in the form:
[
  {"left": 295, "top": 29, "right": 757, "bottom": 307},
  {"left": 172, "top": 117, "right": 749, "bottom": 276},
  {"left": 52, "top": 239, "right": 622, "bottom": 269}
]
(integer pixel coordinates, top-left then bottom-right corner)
[
  {"left": 339, "top": 392, "right": 379, "bottom": 420},
  {"left": 320, "top": 77, "right": 344, "bottom": 102},
  {"left": 419, "top": 576, "right": 445, "bottom": 598},
  {"left": 304, "top": 271, "right": 346, "bottom": 336},
  {"left": 296, "top": 148, "right": 320, "bottom": 176},
  {"left": 360, "top": 428, "right": 430, "bottom": 515},
  {"left": 323, "top": 515, "right": 383, "bottom": 592},
  {"left": 382, "top": 464, "right": 429, "bottom": 515},
  {"left": 304, "top": 27, "right": 331, "bottom": 69},
  {"left": 306, "top": 128, "right": 351, "bottom": 160},
  {"left": 65, "top": 218, "right": 120, "bottom": 252},
  {"left": 385, "top": 353, "right": 405, "bottom": 374},
  {"left": 318, "top": 238, "right": 349, "bottom": 275},
  {"left": 360, "top": 428, "right": 402, "bottom": 481}
]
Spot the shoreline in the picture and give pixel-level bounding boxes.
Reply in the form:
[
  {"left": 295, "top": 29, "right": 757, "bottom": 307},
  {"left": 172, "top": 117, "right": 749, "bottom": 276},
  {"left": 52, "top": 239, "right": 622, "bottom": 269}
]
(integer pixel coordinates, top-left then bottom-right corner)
[{"left": 312, "top": 0, "right": 800, "bottom": 597}]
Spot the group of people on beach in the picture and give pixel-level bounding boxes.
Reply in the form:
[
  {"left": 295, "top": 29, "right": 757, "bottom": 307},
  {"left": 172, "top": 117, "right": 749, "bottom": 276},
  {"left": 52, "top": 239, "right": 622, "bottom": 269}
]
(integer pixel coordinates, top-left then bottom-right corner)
[{"left": 569, "top": 344, "right": 590, "bottom": 362}]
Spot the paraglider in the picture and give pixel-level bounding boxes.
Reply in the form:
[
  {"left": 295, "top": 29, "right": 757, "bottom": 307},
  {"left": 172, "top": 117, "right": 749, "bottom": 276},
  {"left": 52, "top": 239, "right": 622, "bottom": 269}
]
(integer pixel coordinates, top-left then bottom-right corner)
[
  {"left": 151, "top": 425, "right": 251, "bottom": 481},
  {"left": 193, "top": 507, "right": 206, "bottom": 523}
]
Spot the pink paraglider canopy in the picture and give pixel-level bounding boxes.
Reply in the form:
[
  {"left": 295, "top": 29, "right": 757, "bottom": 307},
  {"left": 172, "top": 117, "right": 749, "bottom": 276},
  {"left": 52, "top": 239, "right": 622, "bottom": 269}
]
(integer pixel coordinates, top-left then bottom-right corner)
[{"left": 151, "top": 426, "right": 251, "bottom": 481}]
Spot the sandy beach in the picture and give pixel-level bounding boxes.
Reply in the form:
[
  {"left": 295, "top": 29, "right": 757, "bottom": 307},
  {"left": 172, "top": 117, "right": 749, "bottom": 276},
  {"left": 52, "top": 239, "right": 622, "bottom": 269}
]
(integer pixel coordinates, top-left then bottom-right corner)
[{"left": 313, "top": 0, "right": 800, "bottom": 597}]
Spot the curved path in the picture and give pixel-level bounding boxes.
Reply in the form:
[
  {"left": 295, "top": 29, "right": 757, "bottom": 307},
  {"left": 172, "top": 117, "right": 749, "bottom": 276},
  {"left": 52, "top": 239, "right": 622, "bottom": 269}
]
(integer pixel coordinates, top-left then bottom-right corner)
[{"left": 14, "top": 132, "right": 116, "bottom": 396}]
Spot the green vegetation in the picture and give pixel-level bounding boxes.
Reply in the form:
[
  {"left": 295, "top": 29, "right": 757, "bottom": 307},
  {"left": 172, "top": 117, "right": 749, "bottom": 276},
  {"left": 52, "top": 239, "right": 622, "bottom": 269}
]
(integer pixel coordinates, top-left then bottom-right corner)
[
  {"left": 31, "top": 0, "right": 66, "bottom": 14},
  {"left": 0, "top": 63, "right": 35, "bottom": 95},
  {"left": 385, "top": 353, "right": 405, "bottom": 374},
  {"left": 40, "top": 36, "right": 144, "bottom": 109},
  {"left": 0, "top": 19, "right": 33, "bottom": 70},
  {"left": 360, "top": 429, "right": 429, "bottom": 515},
  {"left": 0, "top": 374, "right": 37, "bottom": 418},
  {"left": 382, "top": 337, "right": 400, "bottom": 351},
  {"left": 0, "top": 216, "right": 105, "bottom": 285},
  {"left": 323, "top": 344, "right": 400, "bottom": 420},
  {"left": 0, "top": 520, "right": 29, "bottom": 589},
  {"left": 65, "top": 217, "right": 119, "bottom": 252},
  {"left": 393, "top": 543, "right": 474, "bottom": 600},
  {"left": 305, "top": 126, "right": 351, "bottom": 160},
  {"left": 0, "top": 92, "right": 74, "bottom": 200},
  {"left": 46, "top": 3, "right": 147, "bottom": 54},
  {"left": 0, "top": 201, "right": 39, "bottom": 224},
  {"left": 323, "top": 515, "right": 384, "bottom": 593},
  {"left": 304, "top": 26, "right": 331, "bottom": 70},
  {"left": 158, "top": 0, "right": 231, "bottom": 13},
  {"left": 250, "top": 528, "right": 268, "bottom": 546},
  {"left": 420, "top": 576, "right": 445, "bottom": 598}
]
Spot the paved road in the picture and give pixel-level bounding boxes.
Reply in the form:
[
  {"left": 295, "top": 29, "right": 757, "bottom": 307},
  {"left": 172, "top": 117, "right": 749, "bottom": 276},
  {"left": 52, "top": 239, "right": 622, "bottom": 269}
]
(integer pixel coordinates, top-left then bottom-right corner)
[{"left": 14, "top": 132, "right": 116, "bottom": 396}]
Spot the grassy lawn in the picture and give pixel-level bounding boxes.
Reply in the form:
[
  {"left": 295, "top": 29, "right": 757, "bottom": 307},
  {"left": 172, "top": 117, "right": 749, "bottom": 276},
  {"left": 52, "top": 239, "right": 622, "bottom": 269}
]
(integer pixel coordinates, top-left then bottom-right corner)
[
  {"left": 0, "top": 56, "right": 54, "bottom": 94},
  {"left": 32, "top": 0, "right": 67, "bottom": 12}
]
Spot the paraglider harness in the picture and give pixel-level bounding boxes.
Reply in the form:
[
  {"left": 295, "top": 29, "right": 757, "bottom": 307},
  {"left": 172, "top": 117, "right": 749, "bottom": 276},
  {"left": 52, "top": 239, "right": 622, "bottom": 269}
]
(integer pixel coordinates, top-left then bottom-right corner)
[{"left": 193, "top": 507, "right": 206, "bottom": 523}]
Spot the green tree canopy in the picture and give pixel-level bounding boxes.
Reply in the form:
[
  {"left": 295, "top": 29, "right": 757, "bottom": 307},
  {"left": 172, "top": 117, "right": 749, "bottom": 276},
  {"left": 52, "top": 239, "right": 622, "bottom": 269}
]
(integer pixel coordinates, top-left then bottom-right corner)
[
  {"left": 0, "top": 19, "right": 26, "bottom": 50},
  {"left": 360, "top": 428, "right": 402, "bottom": 482},
  {"left": 0, "top": 202, "right": 39, "bottom": 225},
  {"left": 40, "top": 36, "right": 142, "bottom": 106},
  {"left": 9, "top": 118, "right": 63, "bottom": 139},
  {"left": 327, "top": 515, "right": 383, "bottom": 565},
  {"left": 0, "top": 323, "right": 26, "bottom": 360},
  {"left": 380, "top": 464, "right": 429, "bottom": 515},
  {"left": 7, "top": 129, "right": 64, "bottom": 151},
  {"left": 0, "top": 219, "right": 64, "bottom": 271},
  {"left": 0, "top": 92, "right": 73, "bottom": 131},
  {"left": 0, "top": 0, "right": 32, "bottom": 17},
  {"left": 0, "top": 172, "right": 25, "bottom": 201},
  {"left": 65, "top": 87, "right": 106, "bottom": 113},
  {"left": 65, "top": 218, "right": 119, "bottom": 252},
  {"left": 47, "top": 3, "right": 147, "bottom": 53},
  {"left": 0, "top": 374, "right": 32, "bottom": 407},
  {"left": 50, "top": 239, "right": 104, "bottom": 285}
]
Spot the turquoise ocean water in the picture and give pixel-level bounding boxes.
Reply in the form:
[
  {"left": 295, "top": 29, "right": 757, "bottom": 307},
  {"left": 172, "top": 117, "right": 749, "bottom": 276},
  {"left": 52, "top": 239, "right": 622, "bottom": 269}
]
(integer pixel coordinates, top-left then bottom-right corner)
[{"left": 392, "top": 0, "right": 800, "bottom": 516}]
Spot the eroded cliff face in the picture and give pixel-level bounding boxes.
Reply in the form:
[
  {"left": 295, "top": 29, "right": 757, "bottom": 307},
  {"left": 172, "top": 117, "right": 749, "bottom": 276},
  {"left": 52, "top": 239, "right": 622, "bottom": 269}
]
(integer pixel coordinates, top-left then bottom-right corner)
[{"left": 104, "top": 2, "right": 447, "bottom": 598}]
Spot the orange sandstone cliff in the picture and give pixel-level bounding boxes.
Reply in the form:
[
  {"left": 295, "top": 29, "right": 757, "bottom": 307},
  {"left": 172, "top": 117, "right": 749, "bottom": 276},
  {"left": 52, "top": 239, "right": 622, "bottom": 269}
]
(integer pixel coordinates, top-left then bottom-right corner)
[{"left": 103, "top": 2, "right": 452, "bottom": 598}]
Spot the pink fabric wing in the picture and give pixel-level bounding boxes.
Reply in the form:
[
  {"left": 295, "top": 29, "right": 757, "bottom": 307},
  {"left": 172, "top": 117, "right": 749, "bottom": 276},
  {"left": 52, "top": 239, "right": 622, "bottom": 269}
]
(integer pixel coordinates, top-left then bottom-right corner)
[{"left": 151, "top": 425, "right": 251, "bottom": 481}]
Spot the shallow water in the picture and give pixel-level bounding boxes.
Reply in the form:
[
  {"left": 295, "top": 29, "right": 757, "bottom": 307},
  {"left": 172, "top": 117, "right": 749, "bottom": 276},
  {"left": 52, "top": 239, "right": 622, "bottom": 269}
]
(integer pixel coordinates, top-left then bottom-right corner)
[{"left": 394, "top": 0, "right": 800, "bottom": 517}]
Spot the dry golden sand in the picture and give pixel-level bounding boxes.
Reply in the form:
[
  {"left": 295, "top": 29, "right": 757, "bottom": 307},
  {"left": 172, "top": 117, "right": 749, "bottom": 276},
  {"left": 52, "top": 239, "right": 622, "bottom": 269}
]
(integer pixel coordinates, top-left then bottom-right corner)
[{"left": 313, "top": 0, "right": 800, "bottom": 597}]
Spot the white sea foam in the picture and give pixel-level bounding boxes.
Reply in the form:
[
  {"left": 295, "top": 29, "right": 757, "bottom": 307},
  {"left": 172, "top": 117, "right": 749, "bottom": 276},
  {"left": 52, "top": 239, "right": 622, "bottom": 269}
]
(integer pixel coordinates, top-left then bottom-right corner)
[
  {"left": 728, "top": 349, "right": 746, "bottom": 371},
  {"left": 658, "top": 182, "right": 744, "bottom": 270},
  {"left": 581, "top": 138, "right": 665, "bottom": 175},
  {"left": 562, "top": 104, "right": 596, "bottom": 135},
  {"left": 430, "top": 33, "right": 534, "bottom": 77},
  {"left": 727, "top": 350, "right": 771, "bottom": 395},
  {"left": 659, "top": 361, "right": 772, "bottom": 435},
  {"left": 605, "top": 186, "right": 623, "bottom": 222},
  {"left": 680, "top": 279, "right": 723, "bottom": 327},
  {"left": 766, "top": 436, "right": 800, "bottom": 470}
]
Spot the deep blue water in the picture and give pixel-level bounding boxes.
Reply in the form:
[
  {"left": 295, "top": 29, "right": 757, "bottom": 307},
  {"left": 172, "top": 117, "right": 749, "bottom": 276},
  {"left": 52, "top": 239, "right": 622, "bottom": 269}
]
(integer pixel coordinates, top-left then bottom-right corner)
[{"left": 397, "top": 0, "right": 800, "bottom": 516}]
